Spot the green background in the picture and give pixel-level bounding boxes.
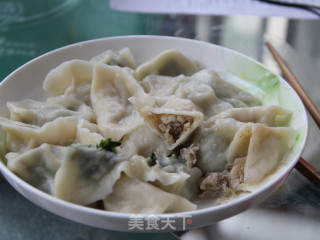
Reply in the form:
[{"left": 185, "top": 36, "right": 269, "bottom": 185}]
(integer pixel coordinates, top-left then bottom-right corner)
[{"left": 0, "top": 0, "right": 163, "bottom": 81}]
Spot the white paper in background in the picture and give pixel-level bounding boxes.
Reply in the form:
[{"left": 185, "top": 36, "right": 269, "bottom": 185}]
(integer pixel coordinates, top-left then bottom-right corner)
[{"left": 110, "top": 0, "right": 320, "bottom": 19}]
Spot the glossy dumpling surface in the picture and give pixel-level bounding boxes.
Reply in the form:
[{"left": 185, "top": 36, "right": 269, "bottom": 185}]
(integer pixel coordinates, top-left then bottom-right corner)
[
  {"left": 131, "top": 95, "right": 204, "bottom": 150},
  {"left": 7, "top": 95, "right": 96, "bottom": 126},
  {"left": 91, "top": 64, "right": 145, "bottom": 141},
  {"left": 103, "top": 175, "right": 196, "bottom": 214},
  {"left": 43, "top": 60, "right": 93, "bottom": 104},
  {"left": 136, "top": 50, "right": 201, "bottom": 80}
]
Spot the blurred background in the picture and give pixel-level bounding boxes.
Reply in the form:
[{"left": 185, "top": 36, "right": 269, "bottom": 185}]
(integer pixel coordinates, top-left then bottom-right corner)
[{"left": 1, "top": 0, "right": 319, "bottom": 87}]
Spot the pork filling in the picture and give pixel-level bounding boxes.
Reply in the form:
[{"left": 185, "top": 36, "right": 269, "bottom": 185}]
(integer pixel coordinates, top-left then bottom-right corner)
[{"left": 159, "top": 114, "right": 193, "bottom": 145}]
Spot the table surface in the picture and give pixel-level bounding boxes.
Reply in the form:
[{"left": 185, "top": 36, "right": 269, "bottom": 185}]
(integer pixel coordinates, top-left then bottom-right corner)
[{"left": 0, "top": 1, "right": 320, "bottom": 239}]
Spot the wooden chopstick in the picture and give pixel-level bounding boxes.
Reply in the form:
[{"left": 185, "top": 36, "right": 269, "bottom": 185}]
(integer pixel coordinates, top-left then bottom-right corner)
[
  {"left": 295, "top": 157, "right": 320, "bottom": 188},
  {"left": 266, "top": 42, "right": 320, "bottom": 188},
  {"left": 266, "top": 42, "right": 320, "bottom": 127}
]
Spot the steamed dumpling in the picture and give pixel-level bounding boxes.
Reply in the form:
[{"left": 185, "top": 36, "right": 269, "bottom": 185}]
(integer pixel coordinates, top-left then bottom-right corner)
[
  {"left": 0, "top": 117, "right": 78, "bottom": 152},
  {"left": 7, "top": 95, "right": 96, "bottom": 126},
  {"left": 206, "top": 105, "right": 292, "bottom": 127},
  {"left": 140, "top": 74, "right": 185, "bottom": 97},
  {"left": 6, "top": 143, "right": 64, "bottom": 193},
  {"left": 103, "top": 175, "right": 196, "bottom": 214},
  {"left": 195, "top": 105, "right": 295, "bottom": 174},
  {"left": 7, "top": 143, "right": 191, "bottom": 206},
  {"left": 43, "top": 60, "right": 94, "bottom": 104},
  {"left": 131, "top": 95, "right": 204, "bottom": 150},
  {"left": 91, "top": 64, "right": 145, "bottom": 141},
  {"left": 193, "top": 124, "right": 230, "bottom": 172},
  {"left": 136, "top": 50, "right": 201, "bottom": 80},
  {"left": 91, "top": 47, "right": 136, "bottom": 69},
  {"left": 227, "top": 123, "right": 296, "bottom": 184},
  {"left": 174, "top": 69, "right": 235, "bottom": 117},
  {"left": 120, "top": 125, "right": 170, "bottom": 159},
  {"left": 140, "top": 69, "right": 259, "bottom": 118},
  {"left": 75, "top": 119, "right": 104, "bottom": 145},
  {"left": 53, "top": 145, "right": 124, "bottom": 204}
]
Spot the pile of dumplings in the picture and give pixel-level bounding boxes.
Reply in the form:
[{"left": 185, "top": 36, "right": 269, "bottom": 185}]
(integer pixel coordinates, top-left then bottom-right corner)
[{"left": 0, "top": 48, "right": 296, "bottom": 214}]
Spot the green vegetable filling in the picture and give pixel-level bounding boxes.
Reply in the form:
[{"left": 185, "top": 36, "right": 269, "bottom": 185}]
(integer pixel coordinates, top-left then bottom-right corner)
[
  {"left": 95, "top": 138, "right": 121, "bottom": 153},
  {"left": 146, "top": 153, "right": 157, "bottom": 167}
]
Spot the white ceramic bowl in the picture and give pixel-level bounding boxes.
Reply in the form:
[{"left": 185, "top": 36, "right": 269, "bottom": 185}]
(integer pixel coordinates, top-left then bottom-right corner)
[{"left": 0, "top": 36, "right": 308, "bottom": 232}]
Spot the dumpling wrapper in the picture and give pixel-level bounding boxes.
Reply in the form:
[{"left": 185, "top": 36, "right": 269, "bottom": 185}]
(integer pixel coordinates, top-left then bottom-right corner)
[
  {"left": 140, "top": 69, "right": 259, "bottom": 118},
  {"left": 120, "top": 125, "right": 170, "bottom": 159},
  {"left": 6, "top": 143, "right": 64, "bottom": 193},
  {"left": 0, "top": 117, "right": 78, "bottom": 152},
  {"left": 53, "top": 151, "right": 189, "bottom": 205},
  {"left": 91, "top": 64, "right": 145, "bottom": 141},
  {"left": 130, "top": 95, "right": 204, "bottom": 150},
  {"left": 206, "top": 105, "right": 292, "bottom": 128},
  {"left": 135, "top": 49, "right": 200, "bottom": 80},
  {"left": 75, "top": 119, "right": 104, "bottom": 145},
  {"left": 227, "top": 123, "right": 296, "bottom": 184},
  {"left": 140, "top": 74, "right": 185, "bottom": 97},
  {"left": 7, "top": 95, "right": 96, "bottom": 127},
  {"left": 103, "top": 175, "right": 196, "bottom": 214},
  {"left": 193, "top": 125, "right": 231, "bottom": 172},
  {"left": 207, "top": 70, "right": 259, "bottom": 108},
  {"left": 7, "top": 142, "right": 190, "bottom": 206},
  {"left": 195, "top": 105, "right": 294, "bottom": 173},
  {"left": 43, "top": 60, "right": 93, "bottom": 104},
  {"left": 90, "top": 47, "right": 136, "bottom": 69}
]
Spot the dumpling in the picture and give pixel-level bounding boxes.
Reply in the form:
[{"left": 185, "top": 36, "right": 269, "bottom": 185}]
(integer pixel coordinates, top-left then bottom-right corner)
[
  {"left": 120, "top": 125, "right": 170, "bottom": 159},
  {"left": 0, "top": 126, "right": 6, "bottom": 162},
  {"left": 176, "top": 69, "right": 259, "bottom": 115},
  {"left": 206, "top": 105, "right": 292, "bottom": 127},
  {"left": 178, "top": 166, "right": 203, "bottom": 200},
  {"left": 43, "top": 60, "right": 94, "bottom": 104},
  {"left": 208, "top": 70, "right": 259, "bottom": 108},
  {"left": 53, "top": 145, "right": 124, "bottom": 204},
  {"left": 139, "top": 69, "right": 259, "bottom": 119},
  {"left": 157, "top": 153, "right": 203, "bottom": 200},
  {"left": 7, "top": 95, "right": 96, "bottom": 126},
  {"left": 6, "top": 144, "right": 64, "bottom": 193},
  {"left": 91, "top": 47, "right": 136, "bottom": 69},
  {"left": 174, "top": 70, "right": 234, "bottom": 117},
  {"left": 227, "top": 123, "right": 296, "bottom": 184},
  {"left": 75, "top": 119, "right": 104, "bottom": 145},
  {"left": 103, "top": 175, "right": 196, "bottom": 214},
  {"left": 53, "top": 148, "right": 190, "bottom": 205},
  {"left": 130, "top": 95, "right": 204, "bottom": 150},
  {"left": 140, "top": 74, "right": 185, "bottom": 97},
  {"left": 139, "top": 70, "right": 228, "bottom": 117},
  {"left": 197, "top": 122, "right": 296, "bottom": 198},
  {"left": 210, "top": 118, "right": 245, "bottom": 141},
  {"left": 6, "top": 143, "right": 125, "bottom": 205},
  {"left": 135, "top": 50, "right": 201, "bottom": 80},
  {"left": 91, "top": 64, "right": 145, "bottom": 141},
  {"left": 4, "top": 128, "right": 192, "bottom": 207},
  {"left": 120, "top": 155, "right": 190, "bottom": 194},
  {"left": 0, "top": 117, "right": 78, "bottom": 152},
  {"left": 193, "top": 125, "right": 231, "bottom": 172},
  {"left": 195, "top": 105, "right": 294, "bottom": 173}
]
